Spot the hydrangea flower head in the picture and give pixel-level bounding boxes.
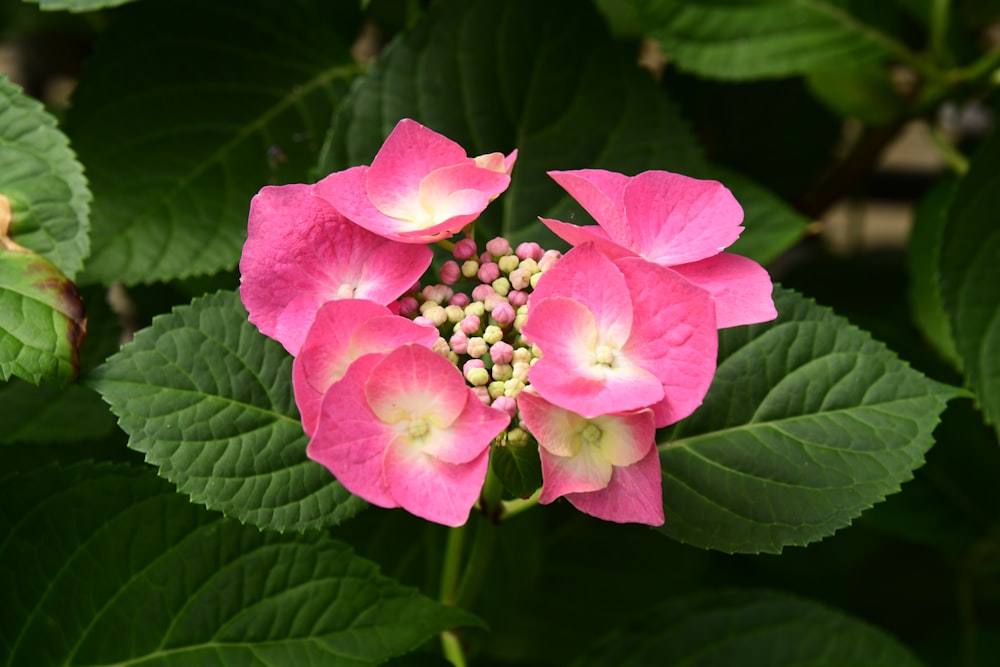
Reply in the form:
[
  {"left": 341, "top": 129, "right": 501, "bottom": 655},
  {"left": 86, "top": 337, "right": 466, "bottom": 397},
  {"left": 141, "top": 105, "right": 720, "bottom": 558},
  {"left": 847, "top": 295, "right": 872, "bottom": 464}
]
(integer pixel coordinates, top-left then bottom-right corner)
[
  {"left": 541, "top": 169, "right": 776, "bottom": 328},
  {"left": 239, "top": 183, "right": 432, "bottom": 355},
  {"left": 308, "top": 344, "right": 510, "bottom": 527},
  {"left": 313, "top": 119, "right": 517, "bottom": 243}
]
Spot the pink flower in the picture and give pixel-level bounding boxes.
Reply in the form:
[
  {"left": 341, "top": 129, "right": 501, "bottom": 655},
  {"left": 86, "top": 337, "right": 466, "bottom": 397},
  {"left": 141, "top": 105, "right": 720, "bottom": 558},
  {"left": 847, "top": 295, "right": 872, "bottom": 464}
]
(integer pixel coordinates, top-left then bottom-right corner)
[
  {"left": 292, "top": 299, "right": 439, "bottom": 436},
  {"left": 541, "top": 169, "right": 776, "bottom": 328},
  {"left": 313, "top": 119, "right": 517, "bottom": 244},
  {"left": 308, "top": 344, "right": 510, "bottom": 526},
  {"left": 239, "top": 183, "right": 432, "bottom": 355},
  {"left": 522, "top": 243, "right": 718, "bottom": 427},
  {"left": 518, "top": 390, "right": 663, "bottom": 525}
]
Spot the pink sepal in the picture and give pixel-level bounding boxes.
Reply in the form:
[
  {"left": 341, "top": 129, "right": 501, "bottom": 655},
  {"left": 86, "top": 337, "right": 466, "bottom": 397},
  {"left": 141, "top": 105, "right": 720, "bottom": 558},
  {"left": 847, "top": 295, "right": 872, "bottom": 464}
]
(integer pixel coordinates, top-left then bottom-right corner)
[
  {"left": 564, "top": 446, "right": 664, "bottom": 526},
  {"left": 671, "top": 252, "right": 778, "bottom": 328}
]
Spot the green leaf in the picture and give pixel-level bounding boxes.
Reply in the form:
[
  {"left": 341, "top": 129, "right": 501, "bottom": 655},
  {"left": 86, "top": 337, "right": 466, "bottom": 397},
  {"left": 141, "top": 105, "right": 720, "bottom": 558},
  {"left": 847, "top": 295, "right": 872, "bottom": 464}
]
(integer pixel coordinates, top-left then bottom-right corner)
[
  {"left": 573, "top": 589, "right": 925, "bottom": 666},
  {"left": 806, "top": 62, "right": 905, "bottom": 123},
  {"left": 323, "top": 0, "right": 707, "bottom": 247},
  {"left": 491, "top": 439, "right": 543, "bottom": 499},
  {"left": 67, "top": 0, "right": 364, "bottom": 286},
  {"left": 628, "top": 0, "right": 897, "bottom": 80},
  {"left": 908, "top": 178, "right": 959, "bottom": 367},
  {"left": 23, "top": 0, "right": 138, "bottom": 11},
  {"left": 0, "top": 459, "right": 480, "bottom": 666},
  {"left": 0, "top": 74, "right": 90, "bottom": 279},
  {"left": 87, "top": 290, "right": 366, "bottom": 532},
  {"left": 657, "top": 287, "right": 960, "bottom": 553},
  {"left": 712, "top": 168, "right": 809, "bottom": 265},
  {"left": 939, "top": 130, "right": 1000, "bottom": 438},
  {"left": 0, "top": 246, "right": 86, "bottom": 385}
]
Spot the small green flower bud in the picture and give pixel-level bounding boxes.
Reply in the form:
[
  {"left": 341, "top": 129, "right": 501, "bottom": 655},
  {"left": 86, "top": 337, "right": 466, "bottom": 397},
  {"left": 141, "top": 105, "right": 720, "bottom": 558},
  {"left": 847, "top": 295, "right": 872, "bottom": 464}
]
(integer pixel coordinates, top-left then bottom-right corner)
[
  {"left": 483, "top": 325, "right": 504, "bottom": 344},
  {"left": 498, "top": 254, "right": 520, "bottom": 274},
  {"left": 492, "top": 277, "right": 511, "bottom": 296},
  {"left": 467, "top": 367, "right": 490, "bottom": 386},
  {"left": 491, "top": 363, "right": 513, "bottom": 381},
  {"left": 461, "top": 259, "right": 480, "bottom": 278}
]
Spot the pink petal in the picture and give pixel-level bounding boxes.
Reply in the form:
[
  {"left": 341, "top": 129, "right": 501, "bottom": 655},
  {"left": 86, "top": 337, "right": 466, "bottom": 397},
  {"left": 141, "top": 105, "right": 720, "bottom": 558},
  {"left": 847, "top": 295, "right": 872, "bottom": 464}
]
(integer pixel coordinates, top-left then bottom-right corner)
[
  {"left": 525, "top": 296, "right": 664, "bottom": 417},
  {"left": 622, "top": 171, "right": 744, "bottom": 265},
  {"left": 529, "top": 400, "right": 655, "bottom": 506},
  {"left": 670, "top": 252, "right": 777, "bottom": 328},
  {"left": 419, "top": 163, "right": 511, "bottom": 214},
  {"left": 548, "top": 169, "right": 631, "bottom": 246},
  {"left": 366, "top": 119, "right": 471, "bottom": 218},
  {"left": 538, "top": 438, "right": 613, "bottom": 503},
  {"left": 527, "top": 244, "right": 632, "bottom": 343},
  {"left": 307, "top": 354, "right": 397, "bottom": 508},
  {"left": 383, "top": 444, "right": 489, "bottom": 526},
  {"left": 420, "top": 391, "right": 510, "bottom": 464},
  {"left": 293, "top": 301, "right": 438, "bottom": 436},
  {"left": 538, "top": 217, "right": 633, "bottom": 261},
  {"left": 564, "top": 446, "right": 664, "bottom": 526},
  {"left": 364, "top": 344, "right": 469, "bottom": 430},
  {"left": 240, "top": 182, "right": 432, "bottom": 354},
  {"left": 313, "top": 166, "right": 421, "bottom": 243},
  {"left": 616, "top": 257, "right": 718, "bottom": 427}
]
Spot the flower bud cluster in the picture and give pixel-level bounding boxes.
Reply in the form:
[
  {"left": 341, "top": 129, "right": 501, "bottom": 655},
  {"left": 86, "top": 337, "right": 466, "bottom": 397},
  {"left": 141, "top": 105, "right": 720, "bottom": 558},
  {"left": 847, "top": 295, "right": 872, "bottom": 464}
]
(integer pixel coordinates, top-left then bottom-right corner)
[{"left": 400, "top": 236, "right": 561, "bottom": 419}]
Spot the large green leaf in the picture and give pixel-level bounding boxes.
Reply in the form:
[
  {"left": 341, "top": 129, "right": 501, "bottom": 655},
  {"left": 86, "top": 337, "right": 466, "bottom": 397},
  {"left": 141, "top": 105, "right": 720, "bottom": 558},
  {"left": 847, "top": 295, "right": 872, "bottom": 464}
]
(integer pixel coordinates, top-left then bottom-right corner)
[
  {"left": 0, "top": 75, "right": 90, "bottom": 279},
  {"left": 658, "top": 287, "right": 959, "bottom": 553},
  {"left": 322, "top": 0, "right": 708, "bottom": 247},
  {"left": 67, "top": 0, "right": 363, "bottom": 285},
  {"left": 573, "top": 589, "right": 925, "bottom": 666},
  {"left": 939, "top": 130, "right": 1000, "bottom": 437},
  {"left": 0, "top": 459, "right": 480, "bottom": 666},
  {"left": 87, "top": 290, "right": 366, "bottom": 531},
  {"left": 627, "top": 0, "right": 898, "bottom": 80}
]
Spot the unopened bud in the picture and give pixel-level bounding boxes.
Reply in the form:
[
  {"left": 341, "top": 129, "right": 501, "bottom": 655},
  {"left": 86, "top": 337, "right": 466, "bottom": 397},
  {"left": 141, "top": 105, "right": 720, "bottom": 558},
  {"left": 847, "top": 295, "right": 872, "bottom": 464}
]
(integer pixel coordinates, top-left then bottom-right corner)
[
  {"left": 454, "top": 238, "right": 478, "bottom": 260},
  {"left": 439, "top": 260, "right": 461, "bottom": 285},
  {"left": 483, "top": 325, "right": 504, "bottom": 344},
  {"left": 497, "top": 254, "right": 520, "bottom": 274},
  {"left": 485, "top": 237, "right": 512, "bottom": 257},
  {"left": 516, "top": 242, "right": 543, "bottom": 261},
  {"left": 461, "top": 259, "right": 480, "bottom": 278}
]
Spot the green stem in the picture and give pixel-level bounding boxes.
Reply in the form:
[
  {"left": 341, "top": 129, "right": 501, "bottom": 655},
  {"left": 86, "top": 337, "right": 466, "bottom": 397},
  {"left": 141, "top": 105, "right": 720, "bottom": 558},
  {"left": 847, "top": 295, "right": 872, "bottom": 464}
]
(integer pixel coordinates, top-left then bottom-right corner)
[
  {"left": 438, "top": 525, "right": 467, "bottom": 665},
  {"left": 929, "top": 125, "right": 970, "bottom": 174},
  {"left": 930, "top": 0, "right": 952, "bottom": 67},
  {"left": 501, "top": 488, "right": 541, "bottom": 520}
]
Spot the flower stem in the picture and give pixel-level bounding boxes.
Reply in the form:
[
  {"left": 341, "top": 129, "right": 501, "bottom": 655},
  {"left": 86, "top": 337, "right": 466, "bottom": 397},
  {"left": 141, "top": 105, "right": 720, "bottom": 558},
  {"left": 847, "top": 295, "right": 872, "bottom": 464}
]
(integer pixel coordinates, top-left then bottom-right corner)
[
  {"left": 501, "top": 488, "right": 541, "bottom": 520},
  {"left": 438, "top": 524, "right": 468, "bottom": 666}
]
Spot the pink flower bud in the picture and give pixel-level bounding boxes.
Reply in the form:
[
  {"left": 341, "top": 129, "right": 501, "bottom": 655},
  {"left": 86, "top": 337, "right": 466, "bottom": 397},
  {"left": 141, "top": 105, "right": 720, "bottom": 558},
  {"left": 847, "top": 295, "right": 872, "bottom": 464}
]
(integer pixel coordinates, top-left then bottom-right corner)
[
  {"left": 450, "top": 331, "right": 469, "bottom": 354},
  {"left": 492, "top": 395, "right": 517, "bottom": 418},
  {"left": 449, "top": 292, "right": 471, "bottom": 308},
  {"left": 474, "top": 386, "right": 491, "bottom": 405},
  {"left": 439, "top": 260, "right": 461, "bottom": 285},
  {"left": 492, "top": 302, "right": 515, "bottom": 325},
  {"left": 454, "top": 238, "right": 478, "bottom": 260},
  {"left": 486, "top": 236, "right": 512, "bottom": 257},
  {"left": 477, "top": 262, "right": 501, "bottom": 284},
  {"left": 484, "top": 292, "right": 505, "bottom": 312},
  {"left": 509, "top": 268, "right": 531, "bottom": 290},
  {"left": 463, "top": 358, "right": 485, "bottom": 374},
  {"left": 538, "top": 249, "right": 562, "bottom": 272},
  {"left": 412, "top": 315, "right": 435, "bottom": 328},
  {"left": 507, "top": 290, "right": 528, "bottom": 307},
  {"left": 490, "top": 340, "right": 514, "bottom": 364},
  {"left": 459, "top": 314, "right": 481, "bottom": 335},
  {"left": 422, "top": 284, "right": 453, "bottom": 304},
  {"left": 432, "top": 336, "right": 451, "bottom": 356},
  {"left": 479, "top": 251, "right": 493, "bottom": 264},
  {"left": 471, "top": 284, "right": 495, "bottom": 302},
  {"left": 397, "top": 296, "right": 419, "bottom": 317},
  {"left": 516, "top": 242, "right": 543, "bottom": 261}
]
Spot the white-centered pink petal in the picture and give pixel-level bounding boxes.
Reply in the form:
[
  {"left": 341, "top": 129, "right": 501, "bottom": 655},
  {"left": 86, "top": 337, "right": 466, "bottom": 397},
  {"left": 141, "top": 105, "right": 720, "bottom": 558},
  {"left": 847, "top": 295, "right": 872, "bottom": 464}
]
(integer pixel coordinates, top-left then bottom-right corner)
[
  {"left": 383, "top": 444, "right": 490, "bottom": 527},
  {"left": 564, "top": 446, "right": 664, "bottom": 526},
  {"left": 365, "top": 345, "right": 468, "bottom": 428},
  {"left": 240, "top": 182, "right": 431, "bottom": 354}
]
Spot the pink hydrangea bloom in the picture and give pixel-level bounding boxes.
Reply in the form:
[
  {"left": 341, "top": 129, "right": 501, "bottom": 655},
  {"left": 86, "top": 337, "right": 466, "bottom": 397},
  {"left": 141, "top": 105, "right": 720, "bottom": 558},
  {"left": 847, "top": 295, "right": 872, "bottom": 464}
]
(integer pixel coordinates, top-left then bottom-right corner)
[
  {"left": 518, "top": 390, "right": 663, "bottom": 525},
  {"left": 522, "top": 243, "right": 718, "bottom": 427},
  {"left": 292, "top": 299, "right": 439, "bottom": 436},
  {"left": 239, "top": 183, "right": 432, "bottom": 355},
  {"left": 313, "top": 119, "right": 517, "bottom": 244},
  {"left": 541, "top": 169, "right": 776, "bottom": 328},
  {"left": 308, "top": 344, "right": 510, "bottom": 526}
]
